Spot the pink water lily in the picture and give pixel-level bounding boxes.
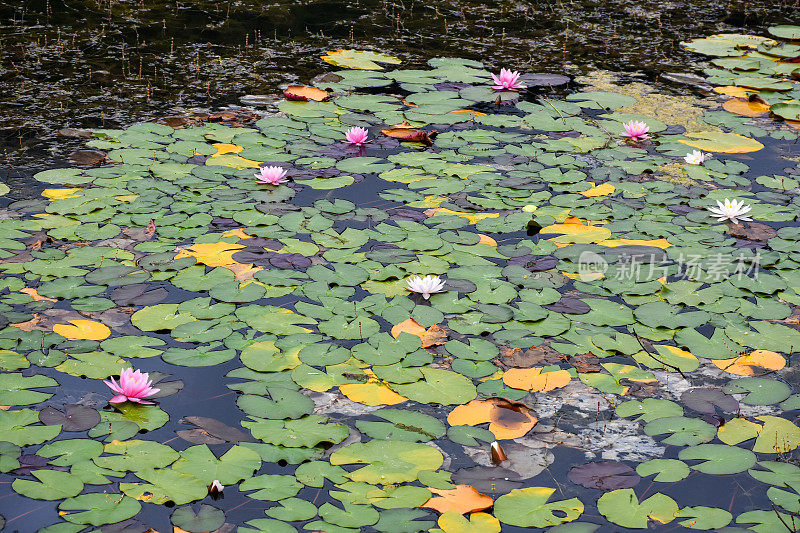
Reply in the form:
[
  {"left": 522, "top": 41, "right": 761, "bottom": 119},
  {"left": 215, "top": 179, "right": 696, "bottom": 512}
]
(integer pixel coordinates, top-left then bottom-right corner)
[
  {"left": 345, "top": 126, "right": 369, "bottom": 145},
  {"left": 255, "top": 166, "right": 287, "bottom": 185},
  {"left": 491, "top": 68, "right": 526, "bottom": 91},
  {"left": 104, "top": 368, "right": 160, "bottom": 404},
  {"left": 621, "top": 120, "right": 650, "bottom": 141}
]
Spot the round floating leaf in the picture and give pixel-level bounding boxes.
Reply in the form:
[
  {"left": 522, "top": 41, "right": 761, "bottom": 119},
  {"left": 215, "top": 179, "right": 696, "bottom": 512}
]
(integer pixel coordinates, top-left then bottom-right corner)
[
  {"left": 597, "top": 488, "right": 678, "bottom": 529},
  {"left": 120, "top": 468, "right": 208, "bottom": 505},
  {"left": 13, "top": 469, "right": 84, "bottom": 500},
  {"left": 241, "top": 518, "right": 298, "bottom": 533},
  {"left": 494, "top": 486, "right": 584, "bottom": 528},
  {"left": 712, "top": 350, "right": 785, "bottom": 376},
  {"left": 53, "top": 320, "right": 111, "bottom": 341},
  {"left": 717, "top": 417, "right": 761, "bottom": 446},
  {"left": 37, "top": 439, "right": 103, "bottom": 466},
  {"left": 677, "top": 506, "right": 733, "bottom": 529},
  {"left": 58, "top": 494, "right": 142, "bottom": 526},
  {"left": 678, "top": 444, "right": 756, "bottom": 475},
  {"left": 131, "top": 304, "right": 195, "bottom": 331},
  {"left": 768, "top": 25, "right": 800, "bottom": 39},
  {"left": 681, "top": 388, "right": 739, "bottom": 414},
  {"left": 644, "top": 416, "right": 716, "bottom": 446},
  {"left": 171, "top": 504, "right": 225, "bottom": 533},
  {"left": 723, "top": 377, "right": 791, "bottom": 405},
  {"left": 753, "top": 415, "right": 800, "bottom": 453},
  {"left": 94, "top": 439, "right": 179, "bottom": 471},
  {"left": 771, "top": 102, "right": 800, "bottom": 121},
  {"left": 356, "top": 408, "right": 445, "bottom": 442},
  {"left": 322, "top": 49, "right": 402, "bottom": 70},
  {"left": 678, "top": 132, "right": 764, "bottom": 153},
  {"left": 447, "top": 397, "right": 537, "bottom": 440},
  {"left": 265, "top": 497, "right": 318, "bottom": 521},
  {"left": 615, "top": 398, "right": 683, "bottom": 422},
  {"left": 172, "top": 444, "right": 262, "bottom": 485},
  {"left": 437, "top": 510, "right": 501, "bottom": 533},
  {"left": 243, "top": 414, "right": 349, "bottom": 448},
  {"left": 0, "top": 373, "right": 57, "bottom": 406},
  {"left": 392, "top": 367, "right": 477, "bottom": 405},
  {"left": 0, "top": 409, "right": 62, "bottom": 446},
  {"left": 295, "top": 461, "right": 348, "bottom": 487},
  {"left": 422, "top": 484, "right": 493, "bottom": 515},
  {"left": 39, "top": 404, "right": 100, "bottom": 431},
  {"left": 635, "top": 459, "right": 690, "bottom": 482},
  {"left": 330, "top": 440, "right": 443, "bottom": 484},
  {"left": 237, "top": 389, "right": 314, "bottom": 420},
  {"left": 241, "top": 474, "right": 303, "bottom": 501}
]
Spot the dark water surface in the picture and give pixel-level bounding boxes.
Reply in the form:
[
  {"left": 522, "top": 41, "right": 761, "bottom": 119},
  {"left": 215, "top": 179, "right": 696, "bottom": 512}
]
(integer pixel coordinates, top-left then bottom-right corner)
[{"left": 1, "top": 0, "right": 799, "bottom": 171}]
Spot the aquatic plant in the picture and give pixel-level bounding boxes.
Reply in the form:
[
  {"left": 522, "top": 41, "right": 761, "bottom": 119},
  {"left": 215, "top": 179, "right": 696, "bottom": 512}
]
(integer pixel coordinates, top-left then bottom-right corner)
[
  {"left": 103, "top": 368, "right": 160, "bottom": 404},
  {"left": 491, "top": 68, "right": 526, "bottom": 91},
  {"left": 683, "top": 150, "right": 708, "bottom": 165},
  {"left": 708, "top": 198, "right": 752, "bottom": 225},
  {"left": 406, "top": 275, "right": 446, "bottom": 299},
  {"left": 345, "top": 126, "right": 369, "bottom": 145},
  {"left": 620, "top": 120, "right": 650, "bottom": 141},
  {"left": 255, "top": 166, "right": 288, "bottom": 185},
  {"left": 6, "top": 28, "right": 800, "bottom": 531}
]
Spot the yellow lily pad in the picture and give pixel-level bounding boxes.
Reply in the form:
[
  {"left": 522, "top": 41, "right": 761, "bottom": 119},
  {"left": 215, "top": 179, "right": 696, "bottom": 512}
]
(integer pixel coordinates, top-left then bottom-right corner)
[
  {"left": 599, "top": 238, "right": 672, "bottom": 249},
  {"left": 53, "top": 320, "right": 111, "bottom": 341},
  {"left": 678, "top": 132, "right": 764, "bottom": 153},
  {"left": 578, "top": 182, "right": 616, "bottom": 197},
  {"left": 174, "top": 241, "right": 245, "bottom": 267},
  {"left": 424, "top": 208, "right": 500, "bottom": 225},
  {"left": 339, "top": 381, "right": 408, "bottom": 406},
  {"left": 42, "top": 188, "right": 84, "bottom": 201}
]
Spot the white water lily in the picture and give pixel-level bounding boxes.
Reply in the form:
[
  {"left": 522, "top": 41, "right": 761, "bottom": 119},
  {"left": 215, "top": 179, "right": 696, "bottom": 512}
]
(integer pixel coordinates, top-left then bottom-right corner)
[
  {"left": 406, "top": 275, "right": 446, "bottom": 299},
  {"left": 684, "top": 150, "right": 708, "bottom": 165},
  {"left": 708, "top": 198, "right": 752, "bottom": 225}
]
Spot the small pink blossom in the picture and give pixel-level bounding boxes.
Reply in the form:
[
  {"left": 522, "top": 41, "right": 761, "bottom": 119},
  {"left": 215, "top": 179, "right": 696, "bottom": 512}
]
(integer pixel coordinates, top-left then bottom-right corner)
[
  {"left": 255, "top": 166, "right": 288, "bottom": 185},
  {"left": 491, "top": 68, "right": 526, "bottom": 91},
  {"left": 345, "top": 126, "right": 369, "bottom": 145},
  {"left": 103, "top": 368, "right": 160, "bottom": 404},
  {"left": 621, "top": 120, "right": 650, "bottom": 141}
]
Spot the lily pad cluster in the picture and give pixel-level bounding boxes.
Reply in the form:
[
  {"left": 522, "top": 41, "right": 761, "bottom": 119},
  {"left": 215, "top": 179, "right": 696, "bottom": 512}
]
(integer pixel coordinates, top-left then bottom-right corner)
[
  {"left": 1, "top": 35, "right": 800, "bottom": 532},
  {"left": 682, "top": 27, "right": 800, "bottom": 125}
]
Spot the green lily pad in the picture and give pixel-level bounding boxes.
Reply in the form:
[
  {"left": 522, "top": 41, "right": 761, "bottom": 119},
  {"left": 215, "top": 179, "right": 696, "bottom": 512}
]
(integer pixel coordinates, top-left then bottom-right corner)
[{"left": 322, "top": 50, "right": 402, "bottom": 70}]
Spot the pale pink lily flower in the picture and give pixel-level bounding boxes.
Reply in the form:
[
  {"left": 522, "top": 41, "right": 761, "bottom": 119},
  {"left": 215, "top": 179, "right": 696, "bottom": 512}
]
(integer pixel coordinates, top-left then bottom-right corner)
[
  {"left": 255, "top": 166, "right": 288, "bottom": 185},
  {"left": 621, "top": 120, "right": 650, "bottom": 141},
  {"left": 345, "top": 126, "right": 369, "bottom": 145},
  {"left": 491, "top": 68, "right": 526, "bottom": 91},
  {"left": 103, "top": 368, "right": 160, "bottom": 404}
]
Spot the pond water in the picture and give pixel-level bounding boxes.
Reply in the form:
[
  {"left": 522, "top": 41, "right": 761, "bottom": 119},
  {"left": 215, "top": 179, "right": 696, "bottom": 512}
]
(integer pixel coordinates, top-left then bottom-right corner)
[
  {"left": 1, "top": 0, "right": 797, "bottom": 170},
  {"left": 2, "top": 1, "right": 800, "bottom": 533}
]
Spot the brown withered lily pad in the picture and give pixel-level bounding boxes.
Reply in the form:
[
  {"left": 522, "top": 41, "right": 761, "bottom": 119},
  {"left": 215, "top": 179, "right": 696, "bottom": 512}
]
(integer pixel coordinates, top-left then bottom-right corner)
[
  {"left": 501, "top": 344, "right": 565, "bottom": 367},
  {"left": 382, "top": 121, "right": 438, "bottom": 145},
  {"left": 727, "top": 221, "right": 776, "bottom": 241},
  {"left": 68, "top": 150, "right": 107, "bottom": 166},
  {"left": 448, "top": 397, "right": 538, "bottom": 440},
  {"left": 283, "top": 85, "right": 331, "bottom": 102}
]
